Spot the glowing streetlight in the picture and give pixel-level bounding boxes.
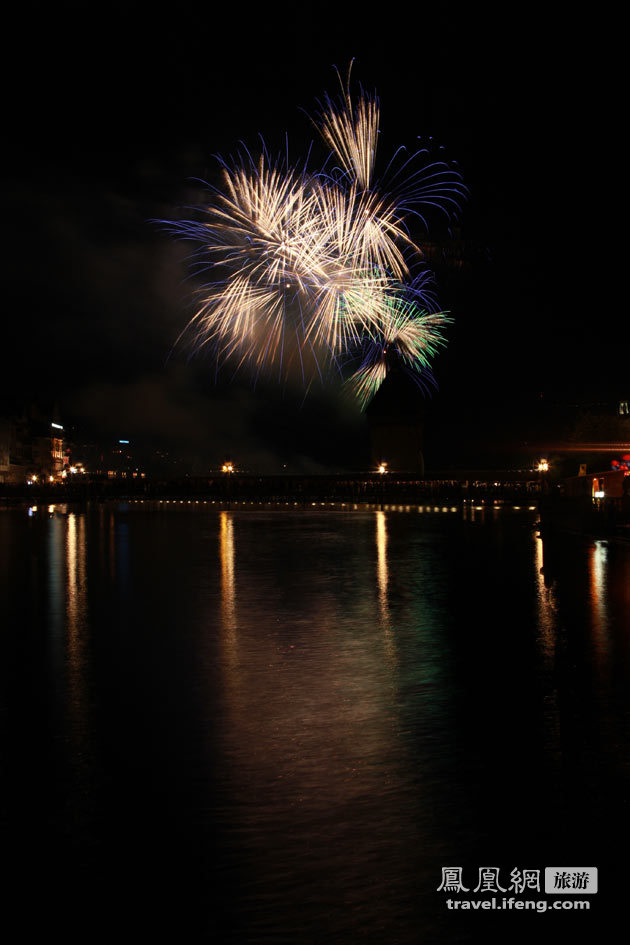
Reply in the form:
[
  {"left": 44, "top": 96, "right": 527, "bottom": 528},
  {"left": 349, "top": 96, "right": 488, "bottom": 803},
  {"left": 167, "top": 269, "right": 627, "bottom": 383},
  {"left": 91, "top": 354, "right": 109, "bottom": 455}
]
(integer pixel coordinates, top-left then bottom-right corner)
[
  {"left": 222, "top": 462, "right": 234, "bottom": 474},
  {"left": 378, "top": 463, "right": 388, "bottom": 475},
  {"left": 537, "top": 459, "right": 549, "bottom": 473}
]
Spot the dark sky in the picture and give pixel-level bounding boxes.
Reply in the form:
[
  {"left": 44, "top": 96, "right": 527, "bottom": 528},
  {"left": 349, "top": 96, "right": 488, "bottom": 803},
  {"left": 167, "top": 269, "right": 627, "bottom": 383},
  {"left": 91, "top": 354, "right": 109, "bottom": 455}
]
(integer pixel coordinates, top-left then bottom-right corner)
[{"left": 2, "top": 6, "right": 621, "bottom": 470}]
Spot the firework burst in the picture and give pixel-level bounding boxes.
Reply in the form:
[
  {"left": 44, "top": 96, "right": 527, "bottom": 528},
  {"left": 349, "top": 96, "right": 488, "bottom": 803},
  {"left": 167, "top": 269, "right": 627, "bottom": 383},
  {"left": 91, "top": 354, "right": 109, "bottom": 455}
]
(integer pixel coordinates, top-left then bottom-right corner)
[
  {"left": 166, "top": 158, "right": 402, "bottom": 376},
  {"left": 162, "top": 64, "right": 464, "bottom": 392}
]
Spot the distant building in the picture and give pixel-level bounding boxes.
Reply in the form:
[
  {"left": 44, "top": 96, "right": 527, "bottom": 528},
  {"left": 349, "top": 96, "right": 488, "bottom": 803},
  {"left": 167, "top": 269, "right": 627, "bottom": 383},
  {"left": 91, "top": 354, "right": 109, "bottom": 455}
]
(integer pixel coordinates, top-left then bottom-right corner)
[
  {"left": 0, "top": 410, "right": 66, "bottom": 483},
  {"left": 69, "top": 437, "right": 146, "bottom": 480},
  {"left": 0, "top": 417, "right": 11, "bottom": 482}
]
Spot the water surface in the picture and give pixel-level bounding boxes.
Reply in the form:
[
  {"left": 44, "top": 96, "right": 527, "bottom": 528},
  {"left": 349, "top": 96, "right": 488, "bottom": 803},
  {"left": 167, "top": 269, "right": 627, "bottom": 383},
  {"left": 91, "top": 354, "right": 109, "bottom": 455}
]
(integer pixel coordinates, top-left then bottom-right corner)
[{"left": 2, "top": 503, "right": 629, "bottom": 941}]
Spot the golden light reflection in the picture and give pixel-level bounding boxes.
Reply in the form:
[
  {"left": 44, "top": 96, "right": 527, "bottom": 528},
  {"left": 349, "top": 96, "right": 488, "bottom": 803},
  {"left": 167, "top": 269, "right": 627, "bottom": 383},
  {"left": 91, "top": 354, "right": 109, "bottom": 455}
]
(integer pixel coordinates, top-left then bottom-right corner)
[
  {"left": 588, "top": 540, "right": 610, "bottom": 666},
  {"left": 67, "top": 512, "right": 77, "bottom": 593},
  {"left": 532, "top": 530, "right": 561, "bottom": 764},
  {"left": 66, "top": 513, "right": 87, "bottom": 624},
  {"left": 534, "top": 531, "right": 556, "bottom": 668},
  {"left": 65, "top": 513, "right": 89, "bottom": 748},
  {"left": 376, "top": 510, "right": 387, "bottom": 613},
  {"left": 220, "top": 510, "right": 237, "bottom": 634},
  {"left": 375, "top": 510, "right": 395, "bottom": 662}
]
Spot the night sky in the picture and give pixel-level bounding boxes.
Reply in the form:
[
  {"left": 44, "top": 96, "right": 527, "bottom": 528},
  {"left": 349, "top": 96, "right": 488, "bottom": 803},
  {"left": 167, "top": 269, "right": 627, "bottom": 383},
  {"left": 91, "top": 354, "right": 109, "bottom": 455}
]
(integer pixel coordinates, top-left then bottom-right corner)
[{"left": 2, "top": 7, "right": 620, "bottom": 471}]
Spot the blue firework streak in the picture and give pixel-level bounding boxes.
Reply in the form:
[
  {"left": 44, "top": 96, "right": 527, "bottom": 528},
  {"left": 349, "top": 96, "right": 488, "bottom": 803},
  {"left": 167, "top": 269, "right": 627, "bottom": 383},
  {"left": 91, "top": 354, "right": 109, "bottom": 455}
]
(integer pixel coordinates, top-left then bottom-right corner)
[{"left": 312, "top": 61, "right": 467, "bottom": 233}]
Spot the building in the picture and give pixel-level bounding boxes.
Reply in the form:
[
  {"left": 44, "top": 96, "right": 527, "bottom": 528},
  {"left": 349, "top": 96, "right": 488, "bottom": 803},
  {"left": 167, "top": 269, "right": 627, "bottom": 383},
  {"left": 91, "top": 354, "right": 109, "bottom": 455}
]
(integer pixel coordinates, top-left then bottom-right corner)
[{"left": 0, "top": 410, "right": 66, "bottom": 484}]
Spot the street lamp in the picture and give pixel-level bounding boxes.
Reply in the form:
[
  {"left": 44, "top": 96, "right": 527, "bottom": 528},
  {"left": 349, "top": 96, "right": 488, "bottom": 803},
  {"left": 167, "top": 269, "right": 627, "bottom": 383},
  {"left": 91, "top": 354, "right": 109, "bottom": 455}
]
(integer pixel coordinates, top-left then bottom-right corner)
[
  {"left": 376, "top": 461, "right": 388, "bottom": 508},
  {"left": 536, "top": 458, "right": 550, "bottom": 496}
]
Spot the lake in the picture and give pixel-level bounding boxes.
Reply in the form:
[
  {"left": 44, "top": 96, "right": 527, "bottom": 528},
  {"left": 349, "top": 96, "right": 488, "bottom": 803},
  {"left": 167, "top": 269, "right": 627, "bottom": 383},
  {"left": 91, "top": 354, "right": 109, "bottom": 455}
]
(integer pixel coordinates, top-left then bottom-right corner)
[{"left": 2, "top": 501, "right": 629, "bottom": 942}]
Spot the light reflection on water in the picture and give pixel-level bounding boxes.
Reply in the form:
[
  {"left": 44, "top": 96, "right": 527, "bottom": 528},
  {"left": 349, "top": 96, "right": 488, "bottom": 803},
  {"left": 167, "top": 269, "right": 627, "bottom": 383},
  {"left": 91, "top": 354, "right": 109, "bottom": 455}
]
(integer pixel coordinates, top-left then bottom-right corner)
[
  {"left": 65, "top": 513, "right": 88, "bottom": 748},
  {"left": 2, "top": 505, "right": 630, "bottom": 942},
  {"left": 589, "top": 540, "right": 610, "bottom": 666}
]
